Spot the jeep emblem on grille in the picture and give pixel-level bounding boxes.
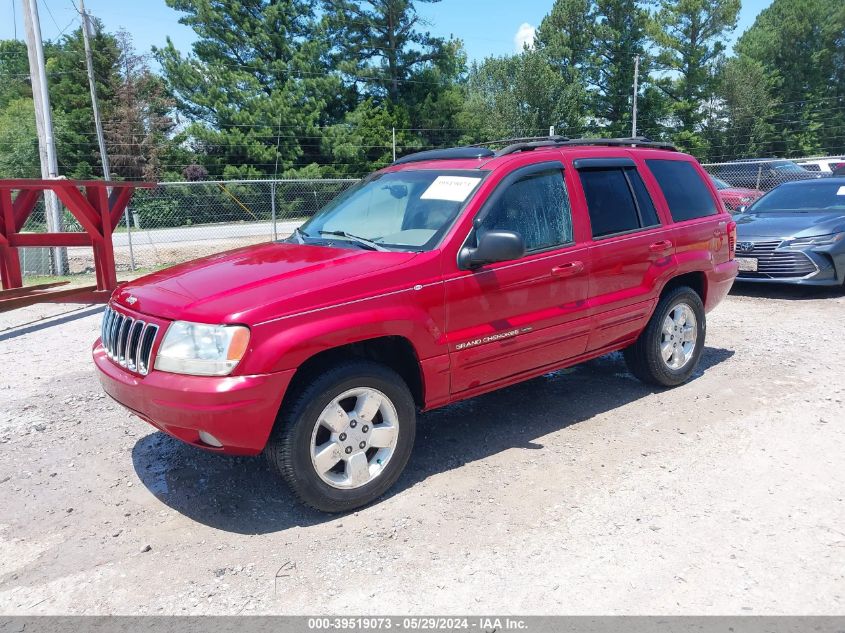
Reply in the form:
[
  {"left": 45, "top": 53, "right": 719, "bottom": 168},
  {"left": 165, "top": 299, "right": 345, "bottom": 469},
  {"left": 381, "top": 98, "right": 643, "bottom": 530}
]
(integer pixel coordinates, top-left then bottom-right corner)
[
  {"left": 125, "top": 296, "right": 138, "bottom": 305},
  {"left": 736, "top": 242, "right": 754, "bottom": 252}
]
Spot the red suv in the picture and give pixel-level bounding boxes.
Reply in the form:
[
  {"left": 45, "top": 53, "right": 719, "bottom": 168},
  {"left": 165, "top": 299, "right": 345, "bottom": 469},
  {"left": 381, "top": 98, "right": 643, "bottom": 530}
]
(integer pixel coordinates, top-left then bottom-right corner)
[{"left": 94, "top": 137, "right": 738, "bottom": 512}]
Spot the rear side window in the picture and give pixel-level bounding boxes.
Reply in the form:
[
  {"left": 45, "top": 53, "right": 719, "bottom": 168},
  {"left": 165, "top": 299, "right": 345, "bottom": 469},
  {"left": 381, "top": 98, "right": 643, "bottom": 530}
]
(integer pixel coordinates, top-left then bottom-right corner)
[
  {"left": 479, "top": 169, "right": 573, "bottom": 252},
  {"left": 578, "top": 168, "right": 660, "bottom": 238},
  {"left": 647, "top": 159, "right": 717, "bottom": 222}
]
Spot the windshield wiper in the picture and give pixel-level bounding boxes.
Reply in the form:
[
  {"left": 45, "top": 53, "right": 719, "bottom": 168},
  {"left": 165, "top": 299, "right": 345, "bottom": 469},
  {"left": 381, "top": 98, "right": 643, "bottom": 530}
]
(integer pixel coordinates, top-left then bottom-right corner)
[
  {"left": 318, "top": 230, "right": 389, "bottom": 251},
  {"left": 292, "top": 226, "right": 308, "bottom": 244}
]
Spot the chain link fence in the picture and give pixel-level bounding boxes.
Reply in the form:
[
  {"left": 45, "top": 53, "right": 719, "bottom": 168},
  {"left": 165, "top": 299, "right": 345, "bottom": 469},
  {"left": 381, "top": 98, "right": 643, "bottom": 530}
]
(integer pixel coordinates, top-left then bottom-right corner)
[
  {"left": 16, "top": 154, "right": 845, "bottom": 277},
  {"left": 701, "top": 154, "right": 845, "bottom": 211},
  {"left": 18, "top": 178, "right": 359, "bottom": 277}
]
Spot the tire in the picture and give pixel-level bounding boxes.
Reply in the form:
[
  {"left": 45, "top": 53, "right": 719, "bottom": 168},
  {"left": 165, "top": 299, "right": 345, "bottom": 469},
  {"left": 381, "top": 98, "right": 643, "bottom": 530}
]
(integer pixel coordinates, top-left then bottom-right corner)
[
  {"left": 265, "top": 359, "right": 416, "bottom": 513},
  {"left": 623, "top": 286, "right": 706, "bottom": 388}
]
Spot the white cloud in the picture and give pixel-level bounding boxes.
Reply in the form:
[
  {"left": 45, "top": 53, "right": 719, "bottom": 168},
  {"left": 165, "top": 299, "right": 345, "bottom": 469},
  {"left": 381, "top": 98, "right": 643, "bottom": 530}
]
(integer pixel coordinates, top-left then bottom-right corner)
[{"left": 514, "top": 23, "right": 536, "bottom": 52}]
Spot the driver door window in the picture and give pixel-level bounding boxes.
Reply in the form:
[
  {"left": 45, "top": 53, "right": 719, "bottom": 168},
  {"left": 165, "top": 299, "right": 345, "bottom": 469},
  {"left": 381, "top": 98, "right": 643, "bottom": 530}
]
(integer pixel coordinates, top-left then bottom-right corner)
[{"left": 477, "top": 169, "right": 573, "bottom": 252}]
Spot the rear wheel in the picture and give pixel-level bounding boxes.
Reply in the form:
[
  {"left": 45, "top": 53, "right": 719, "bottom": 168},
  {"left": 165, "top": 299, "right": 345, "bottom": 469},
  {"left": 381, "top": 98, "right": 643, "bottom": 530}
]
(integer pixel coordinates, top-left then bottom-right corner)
[
  {"left": 623, "top": 286, "right": 706, "bottom": 387},
  {"left": 265, "top": 360, "right": 416, "bottom": 513}
]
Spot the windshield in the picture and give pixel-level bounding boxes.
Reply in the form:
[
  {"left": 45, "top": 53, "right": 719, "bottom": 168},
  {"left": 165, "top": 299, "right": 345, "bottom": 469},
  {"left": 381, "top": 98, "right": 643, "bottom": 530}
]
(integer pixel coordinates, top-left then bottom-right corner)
[
  {"left": 770, "top": 160, "right": 808, "bottom": 173},
  {"left": 748, "top": 182, "right": 845, "bottom": 213},
  {"left": 296, "top": 170, "right": 487, "bottom": 251},
  {"left": 711, "top": 177, "right": 730, "bottom": 190}
]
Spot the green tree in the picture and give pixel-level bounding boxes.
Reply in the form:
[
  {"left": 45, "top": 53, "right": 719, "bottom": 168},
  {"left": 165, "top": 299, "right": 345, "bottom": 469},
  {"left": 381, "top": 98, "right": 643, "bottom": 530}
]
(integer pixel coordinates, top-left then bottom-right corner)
[
  {"left": 48, "top": 22, "right": 122, "bottom": 179},
  {"left": 734, "top": 0, "right": 845, "bottom": 156},
  {"left": 457, "top": 50, "right": 581, "bottom": 142},
  {"left": 322, "top": 99, "right": 419, "bottom": 175},
  {"left": 156, "top": 0, "right": 340, "bottom": 178},
  {"left": 0, "top": 98, "right": 43, "bottom": 178},
  {"left": 650, "top": 0, "right": 740, "bottom": 153},
  {"left": 591, "top": 0, "right": 653, "bottom": 136},
  {"left": 322, "top": 0, "right": 449, "bottom": 102},
  {"left": 0, "top": 40, "right": 31, "bottom": 110},
  {"left": 710, "top": 56, "right": 778, "bottom": 161},
  {"left": 534, "top": 0, "right": 595, "bottom": 135}
]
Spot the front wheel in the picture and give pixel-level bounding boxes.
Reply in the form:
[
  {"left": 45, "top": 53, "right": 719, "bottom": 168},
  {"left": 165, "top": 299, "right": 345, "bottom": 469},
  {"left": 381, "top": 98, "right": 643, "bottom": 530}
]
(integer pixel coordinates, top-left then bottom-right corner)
[
  {"left": 623, "top": 286, "right": 706, "bottom": 387},
  {"left": 265, "top": 360, "right": 416, "bottom": 513}
]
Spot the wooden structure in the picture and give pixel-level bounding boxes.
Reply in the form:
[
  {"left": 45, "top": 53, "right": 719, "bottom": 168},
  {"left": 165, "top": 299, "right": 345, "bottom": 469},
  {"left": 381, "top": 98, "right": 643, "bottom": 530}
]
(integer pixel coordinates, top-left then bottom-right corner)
[{"left": 0, "top": 179, "right": 153, "bottom": 311}]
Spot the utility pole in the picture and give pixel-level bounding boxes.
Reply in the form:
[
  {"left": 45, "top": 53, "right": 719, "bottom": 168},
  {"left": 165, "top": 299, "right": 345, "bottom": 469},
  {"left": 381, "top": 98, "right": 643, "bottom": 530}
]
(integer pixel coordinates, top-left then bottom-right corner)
[
  {"left": 79, "top": 0, "right": 111, "bottom": 182},
  {"left": 22, "top": 0, "right": 66, "bottom": 274},
  {"left": 79, "top": 0, "right": 135, "bottom": 270},
  {"left": 631, "top": 55, "right": 640, "bottom": 138}
]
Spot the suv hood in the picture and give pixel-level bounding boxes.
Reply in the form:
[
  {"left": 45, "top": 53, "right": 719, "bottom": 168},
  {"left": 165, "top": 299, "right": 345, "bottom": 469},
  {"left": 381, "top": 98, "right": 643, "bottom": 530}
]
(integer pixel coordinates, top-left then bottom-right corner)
[
  {"left": 734, "top": 210, "right": 845, "bottom": 240},
  {"left": 112, "top": 242, "right": 420, "bottom": 323}
]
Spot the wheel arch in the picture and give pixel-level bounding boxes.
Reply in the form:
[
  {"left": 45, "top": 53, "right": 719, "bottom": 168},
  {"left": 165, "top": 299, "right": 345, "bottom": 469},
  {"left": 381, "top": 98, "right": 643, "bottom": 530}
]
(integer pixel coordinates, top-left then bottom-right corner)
[
  {"left": 281, "top": 335, "right": 426, "bottom": 414},
  {"left": 660, "top": 270, "right": 707, "bottom": 304}
]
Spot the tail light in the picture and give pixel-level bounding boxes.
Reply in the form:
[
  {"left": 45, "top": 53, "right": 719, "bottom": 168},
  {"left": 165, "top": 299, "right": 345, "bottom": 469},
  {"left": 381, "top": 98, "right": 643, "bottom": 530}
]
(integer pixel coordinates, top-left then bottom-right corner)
[{"left": 727, "top": 221, "right": 737, "bottom": 260}]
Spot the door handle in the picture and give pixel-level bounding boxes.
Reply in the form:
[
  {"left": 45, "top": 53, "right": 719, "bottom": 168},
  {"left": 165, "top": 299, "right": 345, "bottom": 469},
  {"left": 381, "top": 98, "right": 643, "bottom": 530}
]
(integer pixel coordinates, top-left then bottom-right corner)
[
  {"left": 551, "top": 261, "right": 584, "bottom": 278},
  {"left": 649, "top": 240, "right": 673, "bottom": 253}
]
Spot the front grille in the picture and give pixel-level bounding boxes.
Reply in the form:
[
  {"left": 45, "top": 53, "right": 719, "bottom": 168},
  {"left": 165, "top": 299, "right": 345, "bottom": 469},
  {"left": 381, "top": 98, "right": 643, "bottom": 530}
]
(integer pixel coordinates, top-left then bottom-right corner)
[
  {"left": 737, "top": 240, "right": 818, "bottom": 279},
  {"left": 100, "top": 306, "right": 159, "bottom": 375}
]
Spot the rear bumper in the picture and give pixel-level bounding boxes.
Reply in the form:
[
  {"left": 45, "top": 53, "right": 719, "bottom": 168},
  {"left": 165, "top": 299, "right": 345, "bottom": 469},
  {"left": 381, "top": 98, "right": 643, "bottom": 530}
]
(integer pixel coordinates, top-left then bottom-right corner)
[
  {"left": 705, "top": 260, "right": 738, "bottom": 312},
  {"left": 93, "top": 342, "right": 294, "bottom": 455}
]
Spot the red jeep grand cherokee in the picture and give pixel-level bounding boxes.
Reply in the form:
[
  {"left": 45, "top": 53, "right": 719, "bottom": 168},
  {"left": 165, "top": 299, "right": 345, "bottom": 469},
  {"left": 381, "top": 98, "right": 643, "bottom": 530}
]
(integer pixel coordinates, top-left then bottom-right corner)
[{"left": 94, "top": 137, "right": 738, "bottom": 512}]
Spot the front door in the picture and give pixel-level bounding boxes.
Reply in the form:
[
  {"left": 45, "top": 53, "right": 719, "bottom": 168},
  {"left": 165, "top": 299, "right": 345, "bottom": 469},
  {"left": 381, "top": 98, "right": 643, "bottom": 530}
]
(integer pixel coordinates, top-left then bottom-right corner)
[{"left": 445, "top": 162, "right": 591, "bottom": 395}]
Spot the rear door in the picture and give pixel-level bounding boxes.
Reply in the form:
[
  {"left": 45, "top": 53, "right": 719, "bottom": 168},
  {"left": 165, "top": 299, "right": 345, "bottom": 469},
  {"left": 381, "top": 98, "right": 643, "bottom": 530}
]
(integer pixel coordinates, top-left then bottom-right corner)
[
  {"left": 445, "top": 160, "right": 591, "bottom": 394},
  {"left": 571, "top": 156, "right": 676, "bottom": 352},
  {"left": 644, "top": 158, "right": 729, "bottom": 271}
]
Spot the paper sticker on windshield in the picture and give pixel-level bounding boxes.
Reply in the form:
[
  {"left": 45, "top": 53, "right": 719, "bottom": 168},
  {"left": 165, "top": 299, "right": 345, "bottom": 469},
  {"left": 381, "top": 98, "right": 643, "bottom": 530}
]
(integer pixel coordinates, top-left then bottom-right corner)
[
  {"left": 837, "top": 186, "right": 845, "bottom": 196},
  {"left": 420, "top": 176, "right": 481, "bottom": 202}
]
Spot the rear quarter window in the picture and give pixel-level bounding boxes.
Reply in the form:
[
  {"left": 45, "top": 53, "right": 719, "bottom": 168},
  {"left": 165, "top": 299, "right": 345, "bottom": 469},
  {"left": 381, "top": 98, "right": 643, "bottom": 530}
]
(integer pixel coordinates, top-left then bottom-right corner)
[{"left": 647, "top": 159, "right": 717, "bottom": 222}]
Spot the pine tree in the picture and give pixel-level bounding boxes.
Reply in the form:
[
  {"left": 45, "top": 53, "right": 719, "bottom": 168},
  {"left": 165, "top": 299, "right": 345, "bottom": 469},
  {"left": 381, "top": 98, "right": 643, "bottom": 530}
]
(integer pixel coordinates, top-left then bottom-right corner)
[
  {"left": 734, "top": 0, "right": 845, "bottom": 156},
  {"left": 650, "top": 0, "right": 740, "bottom": 154},
  {"left": 156, "top": 0, "right": 340, "bottom": 178}
]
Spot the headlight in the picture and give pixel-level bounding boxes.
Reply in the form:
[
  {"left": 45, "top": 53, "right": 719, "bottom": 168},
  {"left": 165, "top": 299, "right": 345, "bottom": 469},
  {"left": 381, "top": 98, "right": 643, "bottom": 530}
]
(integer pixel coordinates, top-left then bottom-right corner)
[
  {"left": 154, "top": 321, "right": 250, "bottom": 376},
  {"left": 782, "top": 232, "right": 845, "bottom": 248}
]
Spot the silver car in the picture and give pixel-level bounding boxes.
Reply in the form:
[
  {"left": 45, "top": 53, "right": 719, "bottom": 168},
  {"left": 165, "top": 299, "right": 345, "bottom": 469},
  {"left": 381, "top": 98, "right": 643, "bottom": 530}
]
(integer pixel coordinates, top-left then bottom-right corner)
[{"left": 733, "top": 178, "right": 845, "bottom": 286}]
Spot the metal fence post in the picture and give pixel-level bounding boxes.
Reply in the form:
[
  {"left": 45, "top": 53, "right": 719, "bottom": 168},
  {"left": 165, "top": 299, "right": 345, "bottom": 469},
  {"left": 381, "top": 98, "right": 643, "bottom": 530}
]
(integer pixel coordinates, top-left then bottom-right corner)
[
  {"left": 271, "top": 181, "right": 278, "bottom": 241},
  {"left": 124, "top": 205, "right": 136, "bottom": 271}
]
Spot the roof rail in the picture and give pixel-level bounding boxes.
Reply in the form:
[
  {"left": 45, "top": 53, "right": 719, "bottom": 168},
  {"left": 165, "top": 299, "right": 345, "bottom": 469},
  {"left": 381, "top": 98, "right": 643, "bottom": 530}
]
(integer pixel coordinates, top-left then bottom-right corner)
[
  {"left": 391, "top": 136, "right": 677, "bottom": 167},
  {"left": 392, "top": 146, "right": 495, "bottom": 166},
  {"left": 495, "top": 136, "right": 677, "bottom": 157},
  {"left": 471, "top": 135, "right": 570, "bottom": 147}
]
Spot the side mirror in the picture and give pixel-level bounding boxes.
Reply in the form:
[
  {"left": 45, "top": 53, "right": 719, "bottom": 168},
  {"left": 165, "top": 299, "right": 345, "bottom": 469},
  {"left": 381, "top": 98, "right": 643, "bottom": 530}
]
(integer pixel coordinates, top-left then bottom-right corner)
[
  {"left": 736, "top": 205, "right": 747, "bottom": 214},
  {"left": 459, "top": 230, "right": 525, "bottom": 269}
]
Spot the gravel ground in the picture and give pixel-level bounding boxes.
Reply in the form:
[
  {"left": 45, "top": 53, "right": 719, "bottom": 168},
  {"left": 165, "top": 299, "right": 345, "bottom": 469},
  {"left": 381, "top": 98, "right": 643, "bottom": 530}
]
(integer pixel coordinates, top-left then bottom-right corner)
[{"left": 0, "top": 283, "right": 843, "bottom": 615}]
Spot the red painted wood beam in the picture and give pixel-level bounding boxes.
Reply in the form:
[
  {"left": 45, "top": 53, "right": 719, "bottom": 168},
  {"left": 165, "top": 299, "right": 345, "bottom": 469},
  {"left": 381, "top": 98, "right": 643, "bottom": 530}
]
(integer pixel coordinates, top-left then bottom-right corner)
[
  {"left": 109, "top": 186, "right": 135, "bottom": 229},
  {"left": 12, "top": 189, "right": 40, "bottom": 232},
  {"left": 10, "top": 233, "right": 93, "bottom": 247}
]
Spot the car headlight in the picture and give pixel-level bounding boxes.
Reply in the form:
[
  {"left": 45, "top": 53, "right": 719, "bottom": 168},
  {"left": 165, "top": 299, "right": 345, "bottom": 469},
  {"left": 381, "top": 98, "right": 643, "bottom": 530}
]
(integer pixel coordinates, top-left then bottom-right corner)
[
  {"left": 782, "top": 232, "right": 845, "bottom": 248},
  {"left": 154, "top": 321, "right": 250, "bottom": 376}
]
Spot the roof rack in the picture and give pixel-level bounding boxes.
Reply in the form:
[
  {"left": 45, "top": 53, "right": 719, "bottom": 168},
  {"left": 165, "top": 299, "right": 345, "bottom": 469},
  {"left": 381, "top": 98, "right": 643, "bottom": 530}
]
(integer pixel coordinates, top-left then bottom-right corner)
[
  {"left": 495, "top": 136, "right": 677, "bottom": 157},
  {"left": 392, "top": 146, "right": 495, "bottom": 166},
  {"left": 391, "top": 136, "right": 677, "bottom": 167}
]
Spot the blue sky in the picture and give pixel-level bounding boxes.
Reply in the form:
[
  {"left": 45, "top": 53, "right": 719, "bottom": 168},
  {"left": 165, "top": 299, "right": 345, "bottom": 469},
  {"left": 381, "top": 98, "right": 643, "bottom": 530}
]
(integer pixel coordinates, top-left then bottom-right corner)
[{"left": 1, "top": 0, "right": 773, "bottom": 62}]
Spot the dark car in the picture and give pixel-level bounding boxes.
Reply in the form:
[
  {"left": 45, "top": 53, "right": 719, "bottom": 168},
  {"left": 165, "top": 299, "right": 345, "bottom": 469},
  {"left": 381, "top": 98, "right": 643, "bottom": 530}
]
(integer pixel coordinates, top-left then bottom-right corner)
[
  {"left": 733, "top": 178, "right": 845, "bottom": 285},
  {"left": 711, "top": 158, "right": 821, "bottom": 190}
]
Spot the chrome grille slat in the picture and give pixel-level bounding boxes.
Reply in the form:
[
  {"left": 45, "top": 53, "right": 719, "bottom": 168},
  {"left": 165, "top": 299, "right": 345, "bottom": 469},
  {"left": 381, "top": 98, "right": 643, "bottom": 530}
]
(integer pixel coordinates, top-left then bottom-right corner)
[
  {"left": 117, "top": 316, "right": 133, "bottom": 365},
  {"left": 100, "top": 306, "right": 159, "bottom": 375},
  {"left": 127, "top": 321, "right": 144, "bottom": 371},
  {"left": 736, "top": 240, "right": 818, "bottom": 279}
]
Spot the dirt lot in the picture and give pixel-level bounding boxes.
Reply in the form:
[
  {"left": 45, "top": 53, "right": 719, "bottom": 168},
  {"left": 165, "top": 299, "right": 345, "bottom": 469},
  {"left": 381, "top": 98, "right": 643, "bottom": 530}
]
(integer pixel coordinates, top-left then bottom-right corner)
[{"left": 0, "top": 284, "right": 843, "bottom": 615}]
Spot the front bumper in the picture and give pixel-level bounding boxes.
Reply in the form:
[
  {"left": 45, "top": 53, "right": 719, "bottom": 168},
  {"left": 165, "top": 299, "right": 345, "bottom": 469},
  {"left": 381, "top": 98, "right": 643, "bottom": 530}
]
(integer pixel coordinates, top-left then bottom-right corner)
[
  {"left": 94, "top": 342, "right": 294, "bottom": 455},
  {"left": 735, "top": 246, "right": 844, "bottom": 286}
]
